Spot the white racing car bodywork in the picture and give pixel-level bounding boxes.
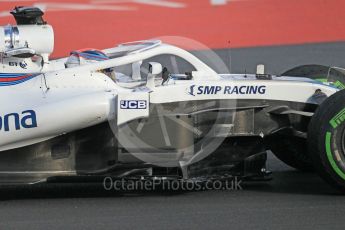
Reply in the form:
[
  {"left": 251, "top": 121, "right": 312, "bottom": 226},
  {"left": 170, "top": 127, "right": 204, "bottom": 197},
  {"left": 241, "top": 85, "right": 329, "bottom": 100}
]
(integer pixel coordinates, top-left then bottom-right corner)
[
  {"left": 0, "top": 40, "right": 338, "bottom": 150},
  {"left": 3, "top": 7, "right": 345, "bottom": 191}
]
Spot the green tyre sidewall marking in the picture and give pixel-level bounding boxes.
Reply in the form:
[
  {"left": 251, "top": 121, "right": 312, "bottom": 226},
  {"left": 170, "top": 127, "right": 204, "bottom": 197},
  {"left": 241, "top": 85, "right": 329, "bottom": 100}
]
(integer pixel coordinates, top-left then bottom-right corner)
[{"left": 325, "top": 131, "right": 345, "bottom": 180}]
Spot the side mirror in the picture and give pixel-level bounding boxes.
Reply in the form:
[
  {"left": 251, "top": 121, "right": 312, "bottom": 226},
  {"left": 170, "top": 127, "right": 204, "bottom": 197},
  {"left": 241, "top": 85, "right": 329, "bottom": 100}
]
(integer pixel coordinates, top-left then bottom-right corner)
[{"left": 146, "top": 62, "right": 162, "bottom": 89}]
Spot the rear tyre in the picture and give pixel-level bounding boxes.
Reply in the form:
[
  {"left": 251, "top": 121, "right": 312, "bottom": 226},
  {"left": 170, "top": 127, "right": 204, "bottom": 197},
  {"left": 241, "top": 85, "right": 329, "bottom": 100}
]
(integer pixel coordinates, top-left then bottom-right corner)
[
  {"left": 281, "top": 64, "right": 330, "bottom": 80},
  {"left": 308, "top": 90, "right": 345, "bottom": 192}
]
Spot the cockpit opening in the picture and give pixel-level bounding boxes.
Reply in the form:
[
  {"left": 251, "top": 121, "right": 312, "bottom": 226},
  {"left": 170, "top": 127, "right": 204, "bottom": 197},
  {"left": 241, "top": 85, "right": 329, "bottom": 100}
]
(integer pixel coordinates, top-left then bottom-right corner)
[{"left": 65, "top": 47, "right": 197, "bottom": 88}]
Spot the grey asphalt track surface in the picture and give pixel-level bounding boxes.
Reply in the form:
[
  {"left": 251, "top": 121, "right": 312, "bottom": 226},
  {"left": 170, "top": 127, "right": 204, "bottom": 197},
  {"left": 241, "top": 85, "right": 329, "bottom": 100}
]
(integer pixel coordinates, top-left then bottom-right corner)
[{"left": 1, "top": 42, "right": 345, "bottom": 230}]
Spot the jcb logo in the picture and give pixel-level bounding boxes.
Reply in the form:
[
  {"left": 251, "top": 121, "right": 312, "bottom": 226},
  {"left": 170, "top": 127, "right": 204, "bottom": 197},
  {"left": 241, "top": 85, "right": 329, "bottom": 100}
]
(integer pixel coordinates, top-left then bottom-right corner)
[{"left": 120, "top": 100, "right": 147, "bottom": 109}]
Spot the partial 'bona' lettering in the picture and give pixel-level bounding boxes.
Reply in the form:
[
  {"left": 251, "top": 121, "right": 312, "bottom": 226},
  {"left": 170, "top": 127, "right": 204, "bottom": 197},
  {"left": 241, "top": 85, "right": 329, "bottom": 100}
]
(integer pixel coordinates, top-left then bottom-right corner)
[{"left": 0, "top": 110, "right": 37, "bottom": 132}]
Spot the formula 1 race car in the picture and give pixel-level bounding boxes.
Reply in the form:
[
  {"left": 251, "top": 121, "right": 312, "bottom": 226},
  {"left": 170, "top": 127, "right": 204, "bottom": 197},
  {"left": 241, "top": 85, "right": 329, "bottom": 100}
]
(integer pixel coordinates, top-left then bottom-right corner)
[{"left": 1, "top": 7, "right": 345, "bottom": 192}]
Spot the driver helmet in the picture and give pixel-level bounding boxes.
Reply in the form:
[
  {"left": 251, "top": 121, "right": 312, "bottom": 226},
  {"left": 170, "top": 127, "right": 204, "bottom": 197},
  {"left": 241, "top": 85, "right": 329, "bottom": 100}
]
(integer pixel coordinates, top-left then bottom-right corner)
[{"left": 65, "top": 49, "right": 115, "bottom": 80}]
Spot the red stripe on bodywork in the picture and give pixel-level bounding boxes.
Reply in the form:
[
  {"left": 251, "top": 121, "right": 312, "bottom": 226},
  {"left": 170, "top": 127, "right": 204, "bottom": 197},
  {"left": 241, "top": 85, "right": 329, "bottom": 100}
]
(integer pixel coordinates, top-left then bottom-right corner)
[{"left": 0, "top": 75, "right": 30, "bottom": 82}]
